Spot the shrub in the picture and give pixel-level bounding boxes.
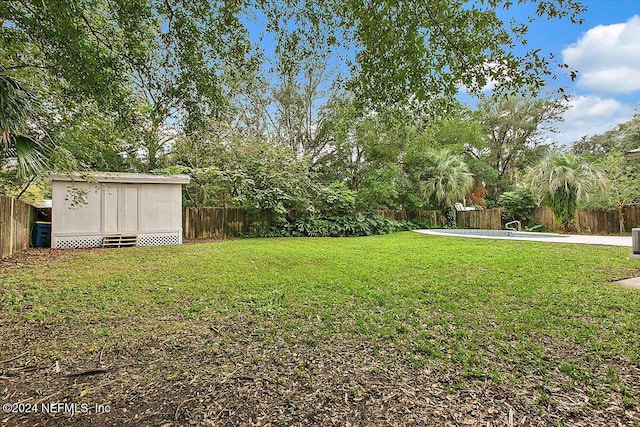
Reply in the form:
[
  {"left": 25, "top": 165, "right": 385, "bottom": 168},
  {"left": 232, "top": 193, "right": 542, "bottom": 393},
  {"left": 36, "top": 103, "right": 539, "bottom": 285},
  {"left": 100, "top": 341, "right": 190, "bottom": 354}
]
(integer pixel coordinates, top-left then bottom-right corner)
[
  {"left": 254, "top": 213, "right": 415, "bottom": 238},
  {"left": 313, "top": 183, "right": 357, "bottom": 215},
  {"left": 498, "top": 188, "right": 539, "bottom": 224}
]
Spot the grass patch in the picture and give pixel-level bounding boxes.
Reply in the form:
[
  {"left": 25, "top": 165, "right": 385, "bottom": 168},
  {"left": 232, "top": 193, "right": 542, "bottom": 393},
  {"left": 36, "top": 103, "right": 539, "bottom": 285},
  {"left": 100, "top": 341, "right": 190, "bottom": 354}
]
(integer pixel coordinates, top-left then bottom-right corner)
[{"left": 1, "top": 232, "right": 639, "bottom": 425}]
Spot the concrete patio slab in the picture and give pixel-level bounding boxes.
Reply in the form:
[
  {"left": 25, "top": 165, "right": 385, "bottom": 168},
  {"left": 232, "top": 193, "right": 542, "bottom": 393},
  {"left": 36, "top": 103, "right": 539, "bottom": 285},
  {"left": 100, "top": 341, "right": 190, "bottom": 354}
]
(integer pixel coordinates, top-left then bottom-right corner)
[
  {"left": 414, "top": 229, "right": 632, "bottom": 246},
  {"left": 614, "top": 277, "right": 640, "bottom": 289}
]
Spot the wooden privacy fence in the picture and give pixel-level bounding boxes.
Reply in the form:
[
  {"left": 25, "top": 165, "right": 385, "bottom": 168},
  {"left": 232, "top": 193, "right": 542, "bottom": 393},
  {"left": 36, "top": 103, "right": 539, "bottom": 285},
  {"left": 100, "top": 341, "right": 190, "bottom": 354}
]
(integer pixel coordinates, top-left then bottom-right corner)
[
  {"left": 379, "top": 208, "right": 503, "bottom": 230},
  {"left": 183, "top": 207, "right": 504, "bottom": 240},
  {"left": 183, "top": 206, "right": 640, "bottom": 240},
  {"left": 0, "top": 195, "right": 35, "bottom": 259},
  {"left": 377, "top": 210, "right": 446, "bottom": 228},
  {"left": 456, "top": 208, "right": 503, "bottom": 230},
  {"left": 183, "top": 207, "right": 271, "bottom": 239},
  {"left": 533, "top": 206, "right": 640, "bottom": 234}
]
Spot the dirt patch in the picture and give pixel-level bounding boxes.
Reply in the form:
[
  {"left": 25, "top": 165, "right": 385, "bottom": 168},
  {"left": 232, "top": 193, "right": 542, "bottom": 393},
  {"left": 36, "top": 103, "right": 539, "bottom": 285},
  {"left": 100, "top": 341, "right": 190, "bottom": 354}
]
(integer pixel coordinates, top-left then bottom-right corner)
[
  {"left": 0, "top": 248, "right": 96, "bottom": 278},
  {"left": 1, "top": 316, "right": 638, "bottom": 427}
]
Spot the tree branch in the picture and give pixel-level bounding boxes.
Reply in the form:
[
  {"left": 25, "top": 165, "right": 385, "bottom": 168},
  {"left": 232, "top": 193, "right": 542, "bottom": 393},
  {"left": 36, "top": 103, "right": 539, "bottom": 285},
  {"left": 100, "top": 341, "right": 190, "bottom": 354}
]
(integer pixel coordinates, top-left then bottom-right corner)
[
  {"left": 1, "top": 63, "right": 55, "bottom": 72},
  {"left": 16, "top": 175, "right": 37, "bottom": 200}
]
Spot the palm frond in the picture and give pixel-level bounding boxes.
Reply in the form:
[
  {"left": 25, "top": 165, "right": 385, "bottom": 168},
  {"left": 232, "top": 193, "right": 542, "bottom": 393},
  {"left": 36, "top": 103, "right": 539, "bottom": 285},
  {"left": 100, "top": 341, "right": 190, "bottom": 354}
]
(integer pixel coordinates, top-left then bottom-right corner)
[
  {"left": 0, "top": 75, "right": 37, "bottom": 149},
  {"left": 14, "top": 135, "right": 48, "bottom": 177},
  {"left": 524, "top": 150, "right": 606, "bottom": 229},
  {"left": 417, "top": 149, "right": 474, "bottom": 208}
]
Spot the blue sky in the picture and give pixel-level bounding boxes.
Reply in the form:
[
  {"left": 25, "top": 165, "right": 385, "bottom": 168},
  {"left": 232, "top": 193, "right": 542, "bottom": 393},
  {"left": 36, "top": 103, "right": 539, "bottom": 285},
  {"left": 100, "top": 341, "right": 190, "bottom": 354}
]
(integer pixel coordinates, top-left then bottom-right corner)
[{"left": 509, "top": 1, "right": 640, "bottom": 145}]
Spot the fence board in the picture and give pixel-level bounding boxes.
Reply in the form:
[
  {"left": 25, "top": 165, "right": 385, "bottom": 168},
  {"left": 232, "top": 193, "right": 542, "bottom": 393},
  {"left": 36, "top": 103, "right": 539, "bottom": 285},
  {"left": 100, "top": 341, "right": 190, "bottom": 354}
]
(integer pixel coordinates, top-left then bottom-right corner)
[
  {"left": 0, "top": 195, "right": 35, "bottom": 259},
  {"left": 531, "top": 207, "right": 560, "bottom": 231},
  {"left": 532, "top": 206, "right": 640, "bottom": 234},
  {"left": 377, "top": 210, "right": 446, "bottom": 227},
  {"left": 576, "top": 209, "right": 618, "bottom": 234},
  {"left": 456, "top": 208, "right": 502, "bottom": 230},
  {"left": 183, "top": 207, "right": 272, "bottom": 239},
  {"left": 623, "top": 206, "right": 640, "bottom": 232}
]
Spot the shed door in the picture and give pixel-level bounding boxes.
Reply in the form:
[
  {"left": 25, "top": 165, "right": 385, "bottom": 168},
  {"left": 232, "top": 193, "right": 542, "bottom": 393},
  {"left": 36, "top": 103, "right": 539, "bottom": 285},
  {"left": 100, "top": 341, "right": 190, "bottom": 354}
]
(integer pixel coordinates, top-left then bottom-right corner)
[
  {"left": 102, "top": 185, "right": 119, "bottom": 233},
  {"left": 119, "top": 185, "right": 139, "bottom": 232}
]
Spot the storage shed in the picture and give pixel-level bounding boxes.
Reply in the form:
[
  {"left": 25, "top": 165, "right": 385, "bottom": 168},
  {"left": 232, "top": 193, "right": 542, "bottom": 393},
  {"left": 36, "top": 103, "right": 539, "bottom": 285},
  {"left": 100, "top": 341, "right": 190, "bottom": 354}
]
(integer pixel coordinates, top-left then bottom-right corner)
[{"left": 51, "top": 172, "right": 190, "bottom": 249}]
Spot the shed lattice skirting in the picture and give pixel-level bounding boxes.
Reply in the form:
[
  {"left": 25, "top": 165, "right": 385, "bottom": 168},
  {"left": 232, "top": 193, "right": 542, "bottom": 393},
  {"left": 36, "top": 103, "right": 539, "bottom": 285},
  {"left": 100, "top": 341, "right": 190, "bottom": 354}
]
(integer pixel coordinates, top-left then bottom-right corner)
[{"left": 53, "top": 232, "right": 181, "bottom": 249}]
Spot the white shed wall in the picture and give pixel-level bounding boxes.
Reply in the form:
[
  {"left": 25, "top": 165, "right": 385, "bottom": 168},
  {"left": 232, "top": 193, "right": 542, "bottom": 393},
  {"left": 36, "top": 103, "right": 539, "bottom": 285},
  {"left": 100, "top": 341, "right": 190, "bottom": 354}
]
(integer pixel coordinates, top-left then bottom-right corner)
[
  {"left": 139, "top": 184, "right": 183, "bottom": 231},
  {"left": 52, "top": 180, "right": 184, "bottom": 249},
  {"left": 52, "top": 181, "right": 102, "bottom": 234}
]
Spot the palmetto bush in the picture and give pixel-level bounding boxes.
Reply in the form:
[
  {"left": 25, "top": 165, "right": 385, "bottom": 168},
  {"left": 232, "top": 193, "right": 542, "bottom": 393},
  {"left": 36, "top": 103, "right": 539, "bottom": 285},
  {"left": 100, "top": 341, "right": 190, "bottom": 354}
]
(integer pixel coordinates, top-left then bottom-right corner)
[{"left": 525, "top": 150, "right": 606, "bottom": 230}]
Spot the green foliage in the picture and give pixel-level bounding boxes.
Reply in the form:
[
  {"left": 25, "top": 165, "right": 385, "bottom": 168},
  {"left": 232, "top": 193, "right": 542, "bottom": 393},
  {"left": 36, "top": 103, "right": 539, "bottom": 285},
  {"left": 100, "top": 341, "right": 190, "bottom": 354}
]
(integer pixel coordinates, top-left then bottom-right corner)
[
  {"left": 0, "top": 0, "right": 589, "bottom": 213},
  {"left": 525, "top": 150, "right": 606, "bottom": 230},
  {"left": 2, "top": 0, "right": 258, "bottom": 172},
  {"left": 337, "top": 0, "right": 585, "bottom": 113},
  {"left": 498, "top": 188, "right": 540, "bottom": 223},
  {"left": 355, "top": 165, "right": 407, "bottom": 211},
  {"left": 257, "top": 213, "right": 414, "bottom": 238},
  {"left": 470, "top": 93, "right": 566, "bottom": 199},
  {"left": 582, "top": 151, "right": 640, "bottom": 210},
  {"left": 313, "top": 183, "right": 357, "bottom": 216},
  {"left": 170, "top": 136, "right": 313, "bottom": 222},
  {"left": 573, "top": 114, "right": 640, "bottom": 158},
  {"left": 0, "top": 75, "right": 36, "bottom": 145},
  {"left": 407, "top": 148, "right": 474, "bottom": 210},
  {"left": 0, "top": 75, "right": 51, "bottom": 179},
  {"left": 569, "top": 115, "right": 640, "bottom": 232},
  {"left": 544, "top": 188, "right": 577, "bottom": 230}
]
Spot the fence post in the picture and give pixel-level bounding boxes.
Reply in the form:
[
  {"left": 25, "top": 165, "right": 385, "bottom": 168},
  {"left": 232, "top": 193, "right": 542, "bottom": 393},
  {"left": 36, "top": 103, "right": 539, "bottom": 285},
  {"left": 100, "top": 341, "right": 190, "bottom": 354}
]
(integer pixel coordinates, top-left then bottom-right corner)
[{"left": 9, "top": 196, "right": 14, "bottom": 255}]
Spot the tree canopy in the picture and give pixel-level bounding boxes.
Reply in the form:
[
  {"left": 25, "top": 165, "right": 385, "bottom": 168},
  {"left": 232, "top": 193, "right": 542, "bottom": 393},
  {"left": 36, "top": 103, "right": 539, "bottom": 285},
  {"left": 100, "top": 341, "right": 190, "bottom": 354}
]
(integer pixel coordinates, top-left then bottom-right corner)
[
  {"left": 1, "top": 1, "right": 585, "bottom": 114},
  {"left": 6, "top": 0, "right": 619, "bottom": 223}
]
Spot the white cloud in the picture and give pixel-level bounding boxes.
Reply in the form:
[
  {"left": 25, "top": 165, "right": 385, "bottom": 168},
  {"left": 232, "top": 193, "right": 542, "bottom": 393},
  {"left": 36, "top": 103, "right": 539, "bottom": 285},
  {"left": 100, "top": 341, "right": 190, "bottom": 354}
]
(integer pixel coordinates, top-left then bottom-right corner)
[
  {"left": 562, "top": 15, "right": 640, "bottom": 95},
  {"left": 552, "top": 95, "right": 634, "bottom": 146}
]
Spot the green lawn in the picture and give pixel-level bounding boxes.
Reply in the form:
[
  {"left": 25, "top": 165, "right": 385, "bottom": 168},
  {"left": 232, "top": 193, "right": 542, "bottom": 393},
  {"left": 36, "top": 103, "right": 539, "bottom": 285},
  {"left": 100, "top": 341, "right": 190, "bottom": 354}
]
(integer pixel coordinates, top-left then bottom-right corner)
[{"left": 1, "top": 232, "right": 639, "bottom": 426}]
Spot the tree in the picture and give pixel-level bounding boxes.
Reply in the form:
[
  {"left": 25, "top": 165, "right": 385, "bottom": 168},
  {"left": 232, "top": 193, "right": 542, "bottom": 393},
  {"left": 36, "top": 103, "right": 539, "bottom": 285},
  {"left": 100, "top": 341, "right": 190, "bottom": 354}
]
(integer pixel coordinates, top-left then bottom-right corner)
[
  {"left": 410, "top": 149, "right": 474, "bottom": 210},
  {"left": 572, "top": 114, "right": 640, "bottom": 157},
  {"left": 525, "top": 150, "right": 605, "bottom": 231},
  {"left": 582, "top": 152, "right": 640, "bottom": 233},
  {"left": 571, "top": 115, "right": 640, "bottom": 232},
  {"left": 469, "top": 93, "right": 567, "bottom": 198},
  {"left": 333, "top": 0, "right": 585, "bottom": 113},
  {"left": 2, "top": 0, "right": 258, "bottom": 171},
  {"left": 315, "top": 97, "right": 414, "bottom": 189}
]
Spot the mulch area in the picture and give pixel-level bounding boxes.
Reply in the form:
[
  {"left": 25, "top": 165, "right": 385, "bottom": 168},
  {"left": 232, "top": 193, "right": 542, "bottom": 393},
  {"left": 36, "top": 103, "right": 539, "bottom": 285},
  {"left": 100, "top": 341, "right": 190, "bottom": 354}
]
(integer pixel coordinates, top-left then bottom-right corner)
[{"left": 2, "top": 319, "right": 638, "bottom": 426}]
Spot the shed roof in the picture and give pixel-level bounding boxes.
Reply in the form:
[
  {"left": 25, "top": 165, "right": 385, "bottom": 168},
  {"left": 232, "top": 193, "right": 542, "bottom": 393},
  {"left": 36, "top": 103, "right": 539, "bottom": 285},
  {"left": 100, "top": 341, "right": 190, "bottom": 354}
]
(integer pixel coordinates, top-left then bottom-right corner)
[
  {"left": 29, "top": 199, "right": 53, "bottom": 209},
  {"left": 50, "top": 172, "right": 191, "bottom": 185}
]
